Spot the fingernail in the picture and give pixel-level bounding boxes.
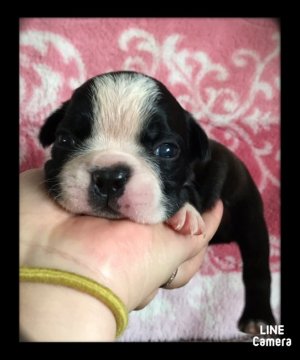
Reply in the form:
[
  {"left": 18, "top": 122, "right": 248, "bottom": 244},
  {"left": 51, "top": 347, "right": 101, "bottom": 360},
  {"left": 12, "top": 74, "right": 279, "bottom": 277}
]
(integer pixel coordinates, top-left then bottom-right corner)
[
  {"left": 175, "top": 220, "right": 185, "bottom": 231},
  {"left": 191, "top": 222, "right": 198, "bottom": 235}
]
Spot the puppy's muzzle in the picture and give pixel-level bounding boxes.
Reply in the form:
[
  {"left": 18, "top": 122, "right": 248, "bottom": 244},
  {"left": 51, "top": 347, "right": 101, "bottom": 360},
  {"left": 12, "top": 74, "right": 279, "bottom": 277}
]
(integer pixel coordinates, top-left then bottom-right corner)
[{"left": 91, "top": 165, "right": 131, "bottom": 201}]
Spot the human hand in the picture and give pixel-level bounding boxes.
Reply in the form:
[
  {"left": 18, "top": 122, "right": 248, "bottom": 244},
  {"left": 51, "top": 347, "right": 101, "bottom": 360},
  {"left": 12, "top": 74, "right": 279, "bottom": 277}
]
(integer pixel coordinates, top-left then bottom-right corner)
[
  {"left": 20, "top": 168, "right": 223, "bottom": 340},
  {"left": 20, "top": 168, "right": 223, "bottom": 310}
]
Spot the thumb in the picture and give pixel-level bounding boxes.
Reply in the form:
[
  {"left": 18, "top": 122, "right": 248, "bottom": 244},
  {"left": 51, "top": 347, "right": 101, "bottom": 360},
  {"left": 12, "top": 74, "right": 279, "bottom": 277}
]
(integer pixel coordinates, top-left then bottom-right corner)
[{"left": 202, "top": 200, "right": 224, "bottom": 241}]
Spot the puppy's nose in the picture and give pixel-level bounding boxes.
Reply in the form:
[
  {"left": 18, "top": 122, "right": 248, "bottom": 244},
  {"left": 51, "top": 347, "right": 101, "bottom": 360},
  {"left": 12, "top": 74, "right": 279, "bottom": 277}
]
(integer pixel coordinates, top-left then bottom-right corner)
[{"left": 91, "top": 166, "right": 131, "bottom": 199}]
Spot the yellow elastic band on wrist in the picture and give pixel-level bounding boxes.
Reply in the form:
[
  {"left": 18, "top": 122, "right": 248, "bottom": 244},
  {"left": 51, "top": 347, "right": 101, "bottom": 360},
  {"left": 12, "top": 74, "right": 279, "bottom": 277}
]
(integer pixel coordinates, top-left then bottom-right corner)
[{"left": 20, "top": 267, "right": 128, "bottom": 338}]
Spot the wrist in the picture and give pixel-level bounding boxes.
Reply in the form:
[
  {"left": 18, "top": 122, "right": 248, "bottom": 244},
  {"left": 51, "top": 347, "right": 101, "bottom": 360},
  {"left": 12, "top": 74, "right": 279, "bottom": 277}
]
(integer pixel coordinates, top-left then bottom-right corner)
[
  {"left": 20, "top": 222, "right": 133, "bottom": 312},
  {"left": 20, "top": 281, "right": 117, "bottom": 341},
  {"left": 20, "top": 246, "right": 131, "bottom": 317}
]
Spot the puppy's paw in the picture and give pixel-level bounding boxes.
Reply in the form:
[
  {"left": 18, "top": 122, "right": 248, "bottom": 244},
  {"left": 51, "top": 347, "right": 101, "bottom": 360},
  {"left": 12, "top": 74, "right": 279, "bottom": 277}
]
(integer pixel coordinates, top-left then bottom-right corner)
[
  {"left": 239, "top": 320, "right": 265, "bottom": 335},
  {"left": 238, "top": 313, "right": 276, "bottom": 335},
  {"left": 166, "top": 203, "right": 205, "bottom": 236}
]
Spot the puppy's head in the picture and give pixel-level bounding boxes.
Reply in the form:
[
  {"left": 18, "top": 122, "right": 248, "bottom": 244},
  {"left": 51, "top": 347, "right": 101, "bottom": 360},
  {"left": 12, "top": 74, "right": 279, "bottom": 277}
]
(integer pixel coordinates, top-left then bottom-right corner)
[{"left": 39, "top": 71, "right": 209, "bottom": 223}]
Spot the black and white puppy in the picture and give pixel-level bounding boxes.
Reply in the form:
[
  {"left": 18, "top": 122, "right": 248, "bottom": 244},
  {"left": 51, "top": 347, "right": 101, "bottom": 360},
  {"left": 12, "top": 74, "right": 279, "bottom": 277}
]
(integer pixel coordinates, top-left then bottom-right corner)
[{"left": 39, "top": 71, "right": 275, "bottom": 334}]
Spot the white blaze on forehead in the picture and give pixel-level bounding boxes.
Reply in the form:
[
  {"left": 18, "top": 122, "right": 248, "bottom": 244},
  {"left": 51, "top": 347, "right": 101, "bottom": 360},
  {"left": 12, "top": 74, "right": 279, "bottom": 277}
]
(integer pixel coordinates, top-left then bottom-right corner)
[
  {"left": 55, "top": 73, "right": 169, "bottom": 223},
  {"left": 90, "top": 73, "right": 159, "bottom": 147}
]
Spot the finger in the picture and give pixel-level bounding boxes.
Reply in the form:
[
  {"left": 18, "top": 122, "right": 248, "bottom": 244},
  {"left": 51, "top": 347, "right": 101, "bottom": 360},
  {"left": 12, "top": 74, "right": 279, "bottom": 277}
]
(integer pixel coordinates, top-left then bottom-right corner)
[
  {"left": 157, "top": 203, "right": 222, "bottom": 269},
  {"left": 160, "top": 201, "right": 223, "bottom": 289},
  {"left": 201, "top": 200, "right": 224, "bottom": 242},
  {"left": 162, "top": 247, "right": 207, "bottom": 289},
  {"left": 172, "top": 200, "right": 223, "bottom": 260},
  {"left": 166, "top": 203, "right": 206, "bottom": 236}
]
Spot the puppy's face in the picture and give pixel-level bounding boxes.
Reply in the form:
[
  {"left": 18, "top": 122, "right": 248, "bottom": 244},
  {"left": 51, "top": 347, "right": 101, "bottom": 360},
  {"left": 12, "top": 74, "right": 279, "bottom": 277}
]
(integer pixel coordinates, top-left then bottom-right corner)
[{"left": 40, "top": 71, "right": 208, "bottom": 224}]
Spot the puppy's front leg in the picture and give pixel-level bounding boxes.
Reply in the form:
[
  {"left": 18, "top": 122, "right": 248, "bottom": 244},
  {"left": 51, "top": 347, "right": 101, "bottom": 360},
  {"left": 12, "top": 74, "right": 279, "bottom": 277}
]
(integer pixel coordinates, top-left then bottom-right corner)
[{"left": 166, "top": 203, "right": 205, "bottom": 236}]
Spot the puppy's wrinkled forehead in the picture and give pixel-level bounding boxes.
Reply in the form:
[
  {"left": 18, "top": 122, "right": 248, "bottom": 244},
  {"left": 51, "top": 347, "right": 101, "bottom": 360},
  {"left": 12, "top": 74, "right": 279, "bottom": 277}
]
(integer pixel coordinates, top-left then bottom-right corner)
[{"left": 88, "top": 73, "right": 160, "bottom": 147}]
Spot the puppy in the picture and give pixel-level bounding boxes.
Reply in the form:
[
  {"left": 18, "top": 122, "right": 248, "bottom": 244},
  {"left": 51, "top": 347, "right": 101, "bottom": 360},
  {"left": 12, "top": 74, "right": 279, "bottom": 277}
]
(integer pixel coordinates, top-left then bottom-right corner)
[{"left": 39, "top": 71, "right": 275, "bottom": 334}]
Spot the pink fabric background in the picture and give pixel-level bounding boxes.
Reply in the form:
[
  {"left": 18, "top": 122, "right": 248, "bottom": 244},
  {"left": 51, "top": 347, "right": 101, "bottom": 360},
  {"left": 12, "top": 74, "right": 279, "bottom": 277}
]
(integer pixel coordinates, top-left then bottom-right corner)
[{"left": 20, "top": 18, "right": 280, "bottom": 341}]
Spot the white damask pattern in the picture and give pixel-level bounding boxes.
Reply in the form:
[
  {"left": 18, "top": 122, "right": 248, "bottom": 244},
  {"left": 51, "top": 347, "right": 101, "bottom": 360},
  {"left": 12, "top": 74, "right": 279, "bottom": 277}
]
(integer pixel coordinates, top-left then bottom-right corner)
[
  {"left": 20, "top": 30, "right": 86, "bottom": 119},
  {"left": 119, "top": 28, "right": 280, "bottom": 194}
]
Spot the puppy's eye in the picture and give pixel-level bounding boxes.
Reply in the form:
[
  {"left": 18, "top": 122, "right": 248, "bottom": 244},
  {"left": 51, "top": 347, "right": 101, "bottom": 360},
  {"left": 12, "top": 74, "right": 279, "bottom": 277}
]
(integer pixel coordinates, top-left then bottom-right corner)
[
  {"left": 154, "top": 143, "right": 179, "bottom": 159},
  {"left": 56, "top": 133, "right": 75, "bottom": 147}
]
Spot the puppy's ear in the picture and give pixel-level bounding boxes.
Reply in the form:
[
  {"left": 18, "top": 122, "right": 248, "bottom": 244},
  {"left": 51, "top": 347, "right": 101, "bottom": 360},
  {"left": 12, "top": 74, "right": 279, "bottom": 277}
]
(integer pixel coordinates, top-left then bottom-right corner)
[
  {"left": 39, "top": 101, "right": 69, "bottom": 147},
  {"left": 186, "top": 111, "right": 210, "bottom": 161}
]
